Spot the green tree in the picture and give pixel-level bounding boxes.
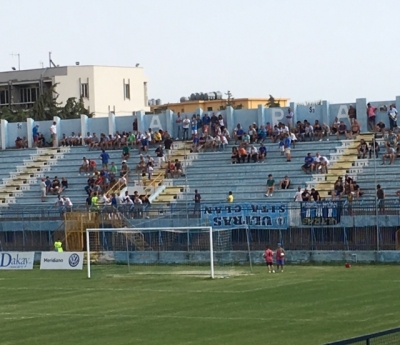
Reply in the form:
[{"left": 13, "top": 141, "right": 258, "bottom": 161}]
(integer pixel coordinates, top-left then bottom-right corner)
[{"left": 266, "top": 95, "right": 280, "bottom": 108}]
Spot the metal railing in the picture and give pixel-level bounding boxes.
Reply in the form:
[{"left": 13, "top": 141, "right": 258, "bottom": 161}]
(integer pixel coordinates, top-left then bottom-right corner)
[{"left": 324, "top": 327, "right": 400, "bottom": 345}]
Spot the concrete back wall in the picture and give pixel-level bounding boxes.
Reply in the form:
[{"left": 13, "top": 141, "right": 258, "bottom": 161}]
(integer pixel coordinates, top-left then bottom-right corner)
[{"left": 2, "top": 95, "right": 400, "bottom": 148}]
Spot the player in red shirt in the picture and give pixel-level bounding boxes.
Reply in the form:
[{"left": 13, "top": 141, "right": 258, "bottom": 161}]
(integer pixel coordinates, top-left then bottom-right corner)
[
  {"left": 263, "top": 245, "right": 275, "bottom": 273},
  {"left": 275, "top": 243, "right": 285, "bottom": 272}
]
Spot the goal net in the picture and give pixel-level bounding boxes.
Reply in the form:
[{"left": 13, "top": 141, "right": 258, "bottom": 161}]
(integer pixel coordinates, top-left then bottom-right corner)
[{"left": 86, "top": 226, "right": 253, "bottom": 279}]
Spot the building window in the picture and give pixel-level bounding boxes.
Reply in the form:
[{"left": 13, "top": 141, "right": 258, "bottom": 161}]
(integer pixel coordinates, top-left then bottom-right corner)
[
  {"left": 19, "top": 87, "right": 39, "bottom": 103},
  {"left": 144, "top": 82, "right": 148, "bottom": 106},
  {"left": 207, "top": 107, "right": 213, "bottom": 111},
  {"left": 124, "top": 79, "right": 130, "bottom": 100},
  {"left": 80, "top": 83, "right": 89, "bottom": 98},
  {"left": 0, "top": 89, "right": 9, "bottom": 105}
]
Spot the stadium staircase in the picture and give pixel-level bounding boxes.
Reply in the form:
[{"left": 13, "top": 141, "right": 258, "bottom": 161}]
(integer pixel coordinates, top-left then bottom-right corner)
[
  {"left": 306, "top": 133, "right": 374, "bottom": 198},
  {"left": 0, "top": 146, "right": 70, "bottom": 205}
]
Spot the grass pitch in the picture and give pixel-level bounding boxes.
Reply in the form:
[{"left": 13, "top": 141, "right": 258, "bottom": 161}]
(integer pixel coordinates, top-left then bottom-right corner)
[{"left": 0, "top": 265, "right": 399, "bottom": 345}]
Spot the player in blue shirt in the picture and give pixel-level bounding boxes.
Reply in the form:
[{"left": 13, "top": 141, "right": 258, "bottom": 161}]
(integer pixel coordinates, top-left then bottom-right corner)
[{"left": 302, "top": 153, "right": 314, "bottom": 173}]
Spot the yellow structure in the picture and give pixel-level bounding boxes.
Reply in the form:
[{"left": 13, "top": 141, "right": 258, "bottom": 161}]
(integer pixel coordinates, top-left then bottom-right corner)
[{"left": 150, "top": 97, "right": 289, "bottom": 114}]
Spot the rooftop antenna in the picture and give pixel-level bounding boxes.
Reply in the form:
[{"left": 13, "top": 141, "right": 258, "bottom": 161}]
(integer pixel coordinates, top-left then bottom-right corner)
[
  {"left": 10, "top": 53, "right": 20, "bottom": 70},
  {"left": 49, "top": 52, "right": 57, "bottom": 68}
]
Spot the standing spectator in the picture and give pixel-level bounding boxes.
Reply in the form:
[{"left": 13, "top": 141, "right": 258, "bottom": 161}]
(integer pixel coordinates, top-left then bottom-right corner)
[
  {"left": 191, "top": 116, "right": 198, "bottom": 139},
  {"left": 50, "top": 121, "right": 57, "bottom": 147},
  {"left": 284, "top": 133, "right": 292, "bottom": 162},
  {"left": 40, "top": 178, "right": 47, "bottom": 202},
  {"left": 45, "top": 176, "right": 52, "bottom": 194},
  {"left": 33, "top": 124, "right": 39, "bottom": 147},
  {"left": 348, "top": 105, "right": 357, "bottom": 124},
  {"left": 164, "top": 135, "right": 173, "bottom": 161},
  {"left": 301, "top": 188, "right": 311, "bottom": 201},
  {"left": 182, "top": 115, "right": 190, "bottom": 141},
  {"left": 196, "top": 114, "right": 203, "bottom": 137},
  {"left": 194, "top": 189, "right": 201, "bottom": 215},
  {"left": 210, "top": 113, "right": 218, "bottom": 136},
  {"left": 293, "top": 187, "right": 303, "bottom": 201},
  {"left": 377, "top": 184, "right": 385, "bottom": 214},
  {"left": 286, "top": 107, "right": 294, "bottom": 129},
  {"left": 132, "top": 118, "right": 138, "bottom": 133},
  {"left": 227, "top": 191, "right": 234, "bottom": 203},
  {"left": 367, "top": 103, "right": 377, "bottom": 132},
  {"left": 218, "top": 114, "right": 225, "bottom": 132},
  {"left": 155, "top": 144, "right": 164, "bottom": 167},
  {"left": 280, "top": 176, "right": 291, "bottom": 189},
  {"left": 263, "top": 245, "right": 275, "bottom": 274},
  {"left": 202, "top": 113, "right": 210, "bottom": 135},
  {"left": 63, "top": 196, "right": 73, "bottom": 212},
  {"left": 265, "top": 174, "right": 275, "bottom": 197},
  {"left": 175, "top": 112, "right": 182, "bottom": 140},
  {"left": 99, "top": 149, "right": 110, "bottom": 170},
  {"left": 388, "top": 104, "right": 398, "bottom": 130}
]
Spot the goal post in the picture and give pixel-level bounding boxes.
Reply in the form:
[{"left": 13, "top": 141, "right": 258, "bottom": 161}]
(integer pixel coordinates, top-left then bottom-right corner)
[{"left": 86, "top": 226, "right": 252, "bottom": 279}]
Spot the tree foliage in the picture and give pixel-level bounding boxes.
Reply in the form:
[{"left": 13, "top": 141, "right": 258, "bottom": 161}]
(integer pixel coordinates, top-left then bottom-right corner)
[
  {"left": 266, "top": 95, "right": 281, "bottom": 108},
  {"left": 0, "top": 84, "right": 93, "bottom": 123}
]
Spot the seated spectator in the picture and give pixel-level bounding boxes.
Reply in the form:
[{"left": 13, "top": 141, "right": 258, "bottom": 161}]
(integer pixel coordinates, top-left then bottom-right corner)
[
  {"left": 357, "top": 139, "right": 369, "bottom": 159},
  {"left": 265, "top": 122, "right": 272, "bottom": 137},
  {"left": 233, "top": 124, "right": 244, "bottom": 144},
  {"left": 248, "top": 145, "right": 258, "bottom": 163},
  {"left": 258, "top": 143, "right": 267, "bottom": 162},
  {"left": 84, "top": 132, "right": 92, "bottom": 145},
  {"left": 313, "top": 120, "right": 323, "bottom": 141},
  {"left": 242, "top": 132, "right": 250, "bottom": 147},
  {"left": 386, "top": 130, "right": 397, "bottom": 147},
  {"left": 154, "top": 130, "right": 162, "bottom": 144},
  {"left": 238, "top": 145, "right": 248, "bottom": 163},
  {"left": 121, "top": 160, "right": 130, "bottom": 176},
  {"left": 349, "top": 120, "right": 360, "bottom": 138},
  {"left": 304, "top": 122, "right": 314, "bottom": 141},
  {"left": 88, "top": 133, "right": 100, "bottom": 150},
  {"left": 122, "top": 144, "right": 130, "bottom": 160},
  {"left": 336, "top": 121, "right": 348, "bottom": 139},
  {"left": 231, "top": 146, "right": 239, "bottom": 164},
  {"left": 248, "top": 125, "right": 257, "bottom": 144},
  {"left": 271, "top": 125, "right": 280, "bottom": 143},
  {"left": 331, "top": 178, "right": 344, "bottom": 200},
  {"left": 352, "top": 180, "right": 363, "bottom": 198},
  {"left": 191, "top": 134, "right": 201, "bottom": 152},
  {"left": 219, "top": 134, "right": 228, "bottom": 151},
  {"left": 369, "top": 139, "right": 380, "bottom": 158},
  {"left": 135, "top": 155, "right": 146, "bottom": 174},
  {"left": 382, "top": 144, "right": 395, "bottom": 165},
  {"left": 310, "top": 188, "right": 320, "bottom": 201},
  {"left": 60, "top": 177, "right": 68, "bottom": 193},
  {"left": 59, "top": 134, "right": 68, "bottom": 146},
  {"left": 318, "top": 155, "right": 330, "bottom": 174},
  {"left": 38, "top": 133, "right": 46, "bottom": 147},
  {"left": 79, "top": 157, "right": 90, "bottom": 175},
  {"left": 280, "top": 176, "right": 291, "bottom": 189},
  {"left": 222, "top": 127, "right": 230, "bottom": 141},
  {"left": 331, "top": 117, "right": 340, "bottom": 134},
  {"left": 290, "top": 132, "right": 297, "bottom": 148},
  {"left": 265, "top": 174, "right": 275, "bottom": 197},
  {"left": 45, "top": 176, "right": 52, "bottom": 194},
  {"left": 118, "top": 173, "right": 127, "bottom": 188},
  {"left": 302, "top": 153, "right": 314, "bottom": 174},
  {"left": 165, "top": 160, "right": 175, "bottom": 178},
  {"left": 174, "top": 159, "right": 183, "bottom": 178},
  {"left": 89, "top": 160, "right": 97, "bottom": 173},
  {"left": 322, "top": 123, "right": 331, "bottom": 141},
  {"left": 257, "top": 126, "right": 266, "bottom": 143},
  {"left": 140, "top": 134, "right": 149, "bottom": 153},
  {"left": 15, "top": 137, "right": 27, "bottom": 149},
  {"left": 204, "top": 135, "right": 215, "bottom": 151},
  {"left": 50, "top": 176, "right": 61, "bottom": 195},
  {"left": 375, "top": 121, "right": 386, "bottom": 137},
  {"left": 146, "top": 155, "right": 155, "bottom": 167},
  {"left": 128, "top": 132, "right": 136, "bottom": 149},
  {"left": 293, "top": 187, "right": 303, "bottom": 201}
]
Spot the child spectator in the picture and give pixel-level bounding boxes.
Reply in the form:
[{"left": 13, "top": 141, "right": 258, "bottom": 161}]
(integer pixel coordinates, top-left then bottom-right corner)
[{"left": 265, "top": 174, "right": 275, "bottom": 197}]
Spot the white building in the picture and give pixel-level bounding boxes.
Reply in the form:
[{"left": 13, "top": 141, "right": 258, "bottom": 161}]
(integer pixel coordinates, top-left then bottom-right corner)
[{"left": 0, "top": 65, "right": 150, "bottom": 117}]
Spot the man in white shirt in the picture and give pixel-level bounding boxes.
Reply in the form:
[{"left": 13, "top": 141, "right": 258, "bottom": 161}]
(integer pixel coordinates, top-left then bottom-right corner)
[
  {"left": 319, "top": 156, "right": 330, "bottom": 174},
  {"left": 40, "top": 178, "right": 47, "bottom": 202},
  {"left": 62, "top": 196, "right": 73, "bottom": 212},
  {"left": 248, "top": 145, "right": 258, "bottom": 163},
  {"left": 50, "top": 121, "right": 57, "bottom": 147},
  {"left": 304, "top": 123, "right": 314, "bottom": 140},
  {"left": 312, "top": 152, "right": 321, "bottom": 173},
  {"left": 182, "top": 115, "right": 190, "bottom": 141},
  {"left": 293, "top": 187, "right": 303, "bottom": 201}
]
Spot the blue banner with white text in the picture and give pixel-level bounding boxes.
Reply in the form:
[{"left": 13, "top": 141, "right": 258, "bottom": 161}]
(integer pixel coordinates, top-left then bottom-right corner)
[{"left": 201, "top": 203, "right": 287, "bottom": 229}]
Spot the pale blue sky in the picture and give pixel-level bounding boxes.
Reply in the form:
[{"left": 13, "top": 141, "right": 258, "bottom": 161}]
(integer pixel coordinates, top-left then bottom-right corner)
[{"left": 3, "top": 0, "right": 400, "bottom": 104}]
